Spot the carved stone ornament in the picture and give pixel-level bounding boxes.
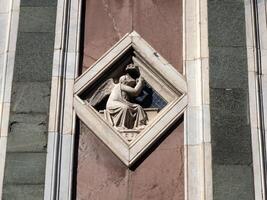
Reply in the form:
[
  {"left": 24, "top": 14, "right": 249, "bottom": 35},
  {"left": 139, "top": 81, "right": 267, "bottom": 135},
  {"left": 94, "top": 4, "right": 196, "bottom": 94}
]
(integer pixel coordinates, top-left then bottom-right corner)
[{"left": 74, "top": 31, "right": 187, "bottom": 166}]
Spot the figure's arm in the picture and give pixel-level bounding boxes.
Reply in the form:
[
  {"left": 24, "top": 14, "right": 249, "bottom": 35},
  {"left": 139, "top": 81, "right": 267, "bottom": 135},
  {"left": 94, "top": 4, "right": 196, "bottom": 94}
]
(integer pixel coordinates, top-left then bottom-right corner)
[{"left": 121, "top": 77, "right": 144, "bottom": 96}]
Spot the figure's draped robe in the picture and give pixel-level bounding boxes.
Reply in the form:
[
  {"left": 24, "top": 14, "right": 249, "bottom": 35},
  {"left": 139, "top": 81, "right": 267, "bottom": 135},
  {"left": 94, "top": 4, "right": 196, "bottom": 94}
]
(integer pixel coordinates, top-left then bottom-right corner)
[{"left": 106, "top": 84, "right": 147, "bottom": 129}]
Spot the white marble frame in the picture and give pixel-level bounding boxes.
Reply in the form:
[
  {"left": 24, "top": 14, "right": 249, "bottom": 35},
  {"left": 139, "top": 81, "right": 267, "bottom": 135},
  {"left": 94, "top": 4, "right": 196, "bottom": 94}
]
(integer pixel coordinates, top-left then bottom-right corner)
[
  {"left": 245, "top": 0, "right": 267, "bottom": 199},
  {"left": 0, "top": 0, "right": 20, "bottom": 198},
  {"left": 183, "top": 0, "right": 212, "bottom": 199},
  {"left": 44, "top": 0, "right": 213, "bottom": 199},
  {"left": 44, "top": 0, "right": 81, "bottom": 199},
  {"left": 73, "top": 31, "right": 188, "bottom": 166}
]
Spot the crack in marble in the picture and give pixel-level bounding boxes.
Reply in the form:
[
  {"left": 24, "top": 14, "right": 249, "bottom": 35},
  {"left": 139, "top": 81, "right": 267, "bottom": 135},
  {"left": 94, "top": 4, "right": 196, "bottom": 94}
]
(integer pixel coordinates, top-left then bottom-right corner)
[{"left": 102, "top": 0, "right": 122, "bottom": 39}]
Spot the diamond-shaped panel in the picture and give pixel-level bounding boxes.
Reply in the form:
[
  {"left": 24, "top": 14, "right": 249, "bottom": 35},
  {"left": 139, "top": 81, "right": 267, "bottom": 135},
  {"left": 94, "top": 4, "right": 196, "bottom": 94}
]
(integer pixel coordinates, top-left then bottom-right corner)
[{"left": 74, "top": 31, "right": 187, "bottom": 166}]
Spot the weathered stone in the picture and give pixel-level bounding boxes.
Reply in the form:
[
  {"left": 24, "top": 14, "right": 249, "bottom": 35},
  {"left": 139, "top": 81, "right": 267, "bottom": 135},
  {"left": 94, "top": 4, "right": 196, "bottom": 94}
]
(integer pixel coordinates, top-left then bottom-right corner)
[
  {"left": 210, "top": 88, "right": 249, "bottom": 122},
  {"left": 208, "top": 1, "right": 246, "bottom": 47},
  {"left": 4, "top": 153, "right": 46, "bottom": 184},
  {"left": 2, "top": 3, "right": 56, "bottom": 200},
  {"left": 19, "top": 7, "right": 56, "bottom": 33},
  {"left": 14, "top": 53, "right": 53, "bottom": 82},
  {"left": 16, "top": 32, "right": 54, "bottom": 55},
  {"left": 210, "top": 88, "right": 252, "bottom": 164},
  {"left": 209, "top": 0, "right": 254, "bottom": 197},
  {"left": 76, "top": 123, "right": 129, "bottom": 200},
  {"left": 7, "top": 114, "right": 47, "bottom": 152},
  {"left": 212, "top": 125, "right": 252, "bottom": 165},
  {"left": 82, "top": 0, "right": 132, "bottom": 69},
  {"left": 20, "top": 0, "right": 57, "bottom": 7},
  {"left": 210, "top": 47, "right": 248, "bottom": 89},
  {"left": 130, "top": 121, "right": 184, "bottom": 200},
  {"left": 133, "top": 0, "right": 183, "bottom": 72},
  {"left": 10, "top": 82, "right": 51, "bottom": 114},
  {"left": 2, "top": 185, "right": 44, "bottom": 200},
  {"left": 213, "top": 164, "right": 254, "bottom": 200}
]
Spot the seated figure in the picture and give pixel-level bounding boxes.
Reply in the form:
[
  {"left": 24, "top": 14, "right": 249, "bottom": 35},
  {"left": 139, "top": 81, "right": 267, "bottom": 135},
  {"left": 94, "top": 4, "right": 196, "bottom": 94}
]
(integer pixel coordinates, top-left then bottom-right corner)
[{"left": 88, "top": 63, "right": 148, "bottom": 131}]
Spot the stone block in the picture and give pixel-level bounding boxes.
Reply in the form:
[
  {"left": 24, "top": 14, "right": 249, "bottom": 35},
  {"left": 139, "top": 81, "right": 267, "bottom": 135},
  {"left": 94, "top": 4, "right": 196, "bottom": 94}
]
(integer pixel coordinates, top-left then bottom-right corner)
[
  {"left": 2, "top": 184, "right": 44, "bottom": 200},
  {"left": 212, "top": 125, "right": 252, "bottom": 165},
  {"left": 20, "top": 0, "right": 57, "bottom": 7},
  {"left": 10, "top": 82, "right": 51, "bottom": 114},
  {"left": 19, "top": 7, "right": 56, "bottom": 33},
  {"left": 7, "top": 114, "right": 48, "bottom": 152},
  {"left": 213, "top": 164, "right": 254, "bottom": 200},
  {"left": 210, "top": 88, "right": 252, "bottom": 165},
  {"left": 4, "top": 152, "right": 46, "bottom": 184},
  {"left": 208, "top": 1, "right": 246, "bottom": 47},
  {"left": 210, "top": 47, "right": 248, "bottom": 89},
  {"left": 13, "top": 53, "right": 53, "bottom": 82},
  {"left": 210, "top": 88, "right": 249, "bottom": 121},
  {"left": 16, "top": 32, "right": 54, "bottom": 55}
]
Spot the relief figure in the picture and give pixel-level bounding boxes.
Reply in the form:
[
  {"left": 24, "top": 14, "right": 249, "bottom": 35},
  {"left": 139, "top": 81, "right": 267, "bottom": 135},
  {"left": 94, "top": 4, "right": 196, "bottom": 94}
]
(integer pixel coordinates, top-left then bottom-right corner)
[{"left": 88, "top": 63, "right": 148, "bottom": 131}]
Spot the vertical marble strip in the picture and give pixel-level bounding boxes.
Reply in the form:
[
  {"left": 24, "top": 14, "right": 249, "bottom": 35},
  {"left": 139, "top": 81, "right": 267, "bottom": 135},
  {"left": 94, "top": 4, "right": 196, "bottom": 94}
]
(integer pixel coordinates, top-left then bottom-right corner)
[
  {"left": 44, "top": 0, "right": 81, "bottom": 199},
  {"left": 184, "top": 0, "right": 212, "bottom": 199},
  {"left": 259, "top": 0, "right": 267, "bottom": 196},
  {"left": 44, "top": 0, "right": 67, "bottom": 197},
  {"left": 258, "top": 0, "right": 267, "bottom": 136},
  {"left": 0, "top": 0, "right": 20, "bottom": 199},
  {"left": 58, "top": 0, "right": 81, "bottom": 199},
  {"left": 255, "top": 0, "right": 267, "bottom": 131},
  {"left": 44, "top": 0, "right": 65, "bottom": 197},
  {"left": 246, "top": 0, "right": 266, "bottom": 199}
]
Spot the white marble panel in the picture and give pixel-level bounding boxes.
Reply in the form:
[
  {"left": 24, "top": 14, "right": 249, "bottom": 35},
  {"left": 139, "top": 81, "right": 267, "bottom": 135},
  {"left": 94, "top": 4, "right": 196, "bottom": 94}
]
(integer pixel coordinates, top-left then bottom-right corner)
[
  {"left": 0, "top": 13, "right": 10, "bottom": 54},
  {"left": 250, "top": 127, "right": 265, "bottom": 200},
  {"left": 3, "top": 51, "right": 15, "bottom": 103},
  {"left": 201, "top": 57, "right": 210, "bottom": 105},
  {"left": 203, "top": 104, "right": 211, "bottom": 143},
  {"left": 261, "top": 49, "right": 267, "bottom": 75},
  {"left": 262, "top": 75, "right": 267, "bottom": 132},
  {"left": 245, "top": 0, "right": 255, "bottom": 49},
  {"left": 8, "top": 10, "right": 19, "bottom": 53},
  {"left": 59, "top": 134, "right": 74, "bottom": 200},
  {"left": 44, "top": 131, "right": 59, "bottom": 200},
  {"left": 67, "top": 0, "right": 81, "bottom": 53},
  {"left": 12, "top": 0, "right": 20, "bottom": 11},
  {"left": 204, "top": 143, "right": 213, "bottom": 199},
  {"left": 62, "top": 79, "right": 74, "bottom": 135},
  {"left": 48, "top": 77, "right": 60, "bottom": 132},
  {"left": 0, "top": 0, "right": 11, "bottom": 13},
  {"left": 185, "top": 59, "right": 202, "bottom": 107},
  {"left": 258, "top": 0, "right": 267, "bottom": 50},
  {"left": 245, "top": 0, "right": 266, "bottom": 198},
  {"left": 0, "top": 103, "right": 10, "bottom": 137},
  {"left": 185, "top": 144, "right": 205, "bottom": 200},
  {"left": 185, "top": 106, "right": 203, "bottom": 145},
  {"left": 0, "top": 53, "right": 5, "bottom": 98},
  {"left": 52, "top": 49, "right": 63, "bottom": 77},
  {"left": 66, "top": 52, "right": 78, "bottom": 79},
  {"left": 184, "top": 0, "right": 200, "bottom": 61},
  {"left": 200, "top": 0, "right": 209, "bottom": 59},
  {"left": 54, "top": 0, "right": 65, "bottom": 50},
  {"left": 247, "top": 47, "right": 256, "bottom": 72},
  {"left": 248, "top": 71, "right": 259, "bottom": 129},
  {"left": 0, "top": 136, "right": 7, "bottom": 200}
]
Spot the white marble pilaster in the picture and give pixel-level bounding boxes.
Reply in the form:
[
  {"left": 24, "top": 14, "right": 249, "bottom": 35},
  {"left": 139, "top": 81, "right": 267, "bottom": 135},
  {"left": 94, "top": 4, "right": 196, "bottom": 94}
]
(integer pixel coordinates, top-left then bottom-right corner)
[
  {"left": 184, "top": 0, "right": 212, "bottom": 199},
  {"left": 245, "top": 0, "right": 266, "bottom": 199},
  {"left": 0, "top": 0, "right": 20, "bottom": 198},
  {"left": 44, "top": 0, "right": 81, "bottom": 199}
]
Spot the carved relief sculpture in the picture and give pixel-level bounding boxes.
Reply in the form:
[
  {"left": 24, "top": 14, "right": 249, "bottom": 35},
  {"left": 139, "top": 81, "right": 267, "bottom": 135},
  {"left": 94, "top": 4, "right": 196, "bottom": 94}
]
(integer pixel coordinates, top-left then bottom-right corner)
[
  {"left": 74, "top": 31, "right": 187, "bottom": 165},
  {"left": 88, "top": 62, "right": 148, "bottom": 141}
]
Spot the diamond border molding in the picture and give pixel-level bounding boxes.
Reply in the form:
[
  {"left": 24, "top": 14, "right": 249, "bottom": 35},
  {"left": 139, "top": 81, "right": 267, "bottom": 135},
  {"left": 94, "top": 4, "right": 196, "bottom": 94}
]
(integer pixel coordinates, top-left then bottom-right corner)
[{"left": 73, "top": 31, "right": 187, "bottom": 166}]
